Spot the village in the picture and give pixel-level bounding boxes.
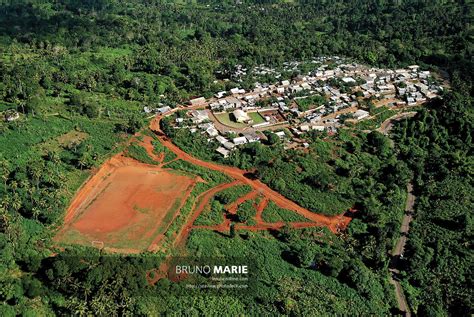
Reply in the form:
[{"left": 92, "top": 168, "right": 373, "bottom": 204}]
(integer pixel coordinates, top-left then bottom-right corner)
[{"left": 147, "top": 57, "right": 443, "bottom": 158}]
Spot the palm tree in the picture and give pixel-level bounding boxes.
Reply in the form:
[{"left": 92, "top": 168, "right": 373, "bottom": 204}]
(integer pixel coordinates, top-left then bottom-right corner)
[
  {"left": 31, "top": 207, "right": 41, "bottom": 221},
  {"left": 11, "top": 193, "right": 22, "bottom": 212},
  {"left": 10, "top": 180, "right": 18, "bottom": 194},
  {"left": 0, "top": 157, "right": 11, "bottom": 189}
]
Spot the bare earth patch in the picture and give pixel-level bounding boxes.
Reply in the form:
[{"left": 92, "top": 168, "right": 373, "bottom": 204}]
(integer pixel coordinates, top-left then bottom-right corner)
[{"left": 55, "top": 154, "right": 196, "bottom": 253}]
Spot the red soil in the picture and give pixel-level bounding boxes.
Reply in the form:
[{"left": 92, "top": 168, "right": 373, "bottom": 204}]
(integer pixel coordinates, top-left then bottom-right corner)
[
  {"left": 56, "top": 154, "right": 196, "bottom": 252},
  {"left": 254, "top": 197, "right": 269, "bottom": 223},
  {"left": 173, "top": 180, "right": 241, "bottom": 247},
  {"left": 150, "top": 115, "right": 352, "bottom": 234}
]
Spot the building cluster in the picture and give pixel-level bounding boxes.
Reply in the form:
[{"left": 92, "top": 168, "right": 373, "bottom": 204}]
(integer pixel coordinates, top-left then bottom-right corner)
[{"left": 162, "top": 57, "right": 443, "bottom": 157}]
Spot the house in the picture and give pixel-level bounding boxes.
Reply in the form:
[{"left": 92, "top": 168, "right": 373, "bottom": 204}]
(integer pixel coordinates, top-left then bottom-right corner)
[
  {"left": 281, "top": 80, "right": 290, "bottom": 86},
  {"left": 215, "top": 91, "right": 227, "bottom": 98},
  {"left": 300, "top": 125, "right": 310, "bottom": 132},
  {"left": 276, "top": 87, "right": 285, "bottom": 94},
  {"left": 206, "top": 126, "right": 219, "bottom": 137},
  {"left": 312, "top": 125, "right": 325, "bottom": 131},
  {"left": 301, "top": 82, "right": 311, "bottom": 90},
  {"left": 216, "top": 147, "right": 230, "bottom": 158},
  {"left": 189, "top": 97, "right": 206, "bottom": 106},
  {"left": 407, "top": 97, "right": 416, "bottom": 106},
  {"left": 225, "top": 96, "right": 242, "bottom": 108},
  {"left": 290, "top": 85, "right": 303, "bottom": 94},
  {"left": 190, "top": 110, "right": 209, "bottom": 124},
  {"left": 216, "top": 135, "right": 228, "bottom": 144},
  {"left": 157, "top": 106, "right": 172, "bottom": 114},
  {"left": 233, "top": 136, "right": 248, "bottom": 145},
  {"left": 230, "top": 87, "right": 245, "bottom": 95},
  {"left": 233, "top": 109, "right": 251, "bottom": 123},
  {"left": 198, "top": 122, "right": 213, "bottom": 130},
  {"left": 342, "top": 77, "right": 356, "bottom": 84},
  {"left": 223, "top": 141, "right": 236, "bottom": 150},
  {"left": 353, "top": 109, "right": 370, "bottom": 120},
  {"left": 244, "top": 132, "right": 260, "bottom": 143},
  {"left": 209, "top": 102, "right": 221, "bottom": 111},
  {"left": 274, "top": 131, "right": 286, "bottom": 139}
]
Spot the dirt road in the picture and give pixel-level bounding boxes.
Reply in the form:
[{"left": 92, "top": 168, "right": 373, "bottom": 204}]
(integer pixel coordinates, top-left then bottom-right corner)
[
  {"left": 389, "top": 183, "right": 415, "bottom": 316},
  {"left": 149, "top": 115, "right": 351, "bottom": 233},
  {"left": 378, "top": 112, "right": 417, "bottom": 135}
]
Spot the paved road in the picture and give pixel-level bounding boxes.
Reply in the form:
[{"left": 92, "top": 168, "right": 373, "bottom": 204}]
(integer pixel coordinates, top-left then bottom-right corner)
[{"left": 389, "top": 183, "right": 415, "bottom": 316}]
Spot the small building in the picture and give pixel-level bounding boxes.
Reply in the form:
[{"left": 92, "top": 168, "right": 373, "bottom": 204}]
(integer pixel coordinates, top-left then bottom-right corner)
[
  {"left": 312, "top": 125, "right": 325, "bottom": 131},
  {"left": 215, "top": 91, "right": 227, "bottom": 99},
  {"left": 300, "top": 125, "right": 310, "bottom": 132},
  {"left": 342, "top": 77, "right": 356, "bottom": 84},
  {"left": 206, "top": 126, "right": 219, "bottom": 137},
  {"left": 157, "top": 106, "right": 172, "bottom": 115},
  {"left": 223, "top": 141, "right": 236, "bottom": 150},
  {"left": 233, "top": 109, "right": 251, "bottom": 123},
  {"left": 189, "top": 97, "right": 206, "bottom": 106},
  {"left": 244, "top": 132, "right": 260, "bottom": 143},
  {"left": 216, "top": 147, "right": 230, "bottom": 158},
  {"left": 353, "top": 109, "right": 370, "bottom": 120},
  {"left": 230, "top": 87, "right": 239, "bottom": 94},
  {"left": 216, "top": 135, "right": 228, "bottom": 144},
  {"left": 233, "top": 136, "right": 248, "bottom": 145},
  {"left": 190, "top": 110, "right": 209, "bottom": 124},
  {"left": 275, "top": 131, "right": 286, "bottom": 139}
]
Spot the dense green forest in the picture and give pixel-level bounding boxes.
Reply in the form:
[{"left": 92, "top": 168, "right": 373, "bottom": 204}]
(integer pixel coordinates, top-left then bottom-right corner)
[
  {"left": 391, "top": 82, "right": 473, "bottom": 315},
  {"left": 0, "top": 0, "right": 472, "bottom": 315}
]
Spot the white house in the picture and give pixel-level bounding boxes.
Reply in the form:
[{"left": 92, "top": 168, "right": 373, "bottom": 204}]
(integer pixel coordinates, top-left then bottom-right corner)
[
  {"left": 190, "top": 110, "right": 209, "bottom": 124},
  {"left": 353, "top": 109, "right": 370, "bottom": 120},
  {"left": 206, "top": 126, "right": 219, "bottom": 137},
  {"left": 157, "top": 106, "right": 172, "bottom": 114},
  {"left": 216, "top": 135, "right": 228, "bottom": 144},
  {"left": 216, "top": 147, "right": 230, "bottom": 158},
  {"left": 233, "top": 109, "right": 251, "bottom": 123},
  {"left": 233, "top": 136, "right": 248, "bottom": 145},
  {"left": 189, "top": 97, "right": 206, "bottom": 106},
  {"left": 275, "top": 131, "right": 286, "bottom": 139}
]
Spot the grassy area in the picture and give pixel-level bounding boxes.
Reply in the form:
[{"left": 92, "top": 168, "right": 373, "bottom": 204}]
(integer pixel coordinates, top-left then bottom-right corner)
[
  {"left": 193, "top": 199, "right": 225, "bottom": 226},
  {"left": 124, "top": 143, "right": 157, "bottom": 165},
  {"left": 296, "top": 95, "right": 326, "bottom": 111},
  {"left": 214, "top": 184, "right": 253, "bottom": 204},
  {"left": 152, "top": 139, "right": 177, "bottom": 163},
  {"left": 236, "top": 200, "right": 257, "bottom": 224},
  {"left": 262, "top": 201, "right": 312, "bottom": 223},
  {"left": 248, "top": 111, "right": 266, "bottom": 124},
  {"left": 166, "top": 159, "right": 231, "bottom": 185},
  {"left": 356, "top": 108, "right": 399, "bottom": 130}
]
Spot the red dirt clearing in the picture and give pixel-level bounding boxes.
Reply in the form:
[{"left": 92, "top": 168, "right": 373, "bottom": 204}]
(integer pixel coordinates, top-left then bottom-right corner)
[{"left": 55, "top": 154, "right": 197, "bottom": 252}]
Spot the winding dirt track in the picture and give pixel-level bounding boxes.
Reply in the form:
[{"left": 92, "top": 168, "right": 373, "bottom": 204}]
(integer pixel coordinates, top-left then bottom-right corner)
[
  {"left": 173, "top": 180, "right": 241, "bottom": 247},
  {"left": 150, "top": 115, "right": 351, "bottom": 234}
]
